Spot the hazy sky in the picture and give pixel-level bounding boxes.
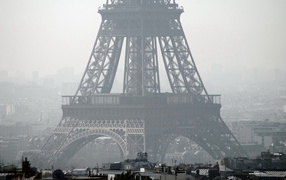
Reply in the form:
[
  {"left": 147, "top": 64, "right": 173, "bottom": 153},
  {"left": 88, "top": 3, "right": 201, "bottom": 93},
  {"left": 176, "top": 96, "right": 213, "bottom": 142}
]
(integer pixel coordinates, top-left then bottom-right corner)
[{"left": 0, "top": 0, "right": 285, "bottom": 78}]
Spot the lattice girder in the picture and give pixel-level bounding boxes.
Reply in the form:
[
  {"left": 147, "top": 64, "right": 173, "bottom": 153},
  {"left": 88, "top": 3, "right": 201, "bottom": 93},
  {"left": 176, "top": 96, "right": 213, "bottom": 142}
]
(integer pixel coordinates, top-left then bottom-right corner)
[
  {"left": 75, "top": 0, "right": 205, "bottom": 96},
  {"left": 50, "top": 129, "right": 127, "bottom": 162},
  {"left": 32, "top": 0, "right": 249, "bottom": 168},
  {"left": 107, "top": 0, "right": 176, "bottom": 6},
  {"left": 124, "top": 36, "right": 143, "bottom": 94},
  {"left": 38, "top": 117, "right": 145, "bottom": 167},
  {"left": 75, "top": 20, "right": 123, "bottom": 96},
  {"left": 159, "top": 36, "right": 186, "bottom": 93},
  {"left": 123, "top": 36, "right": 161, "bottom": 95}
]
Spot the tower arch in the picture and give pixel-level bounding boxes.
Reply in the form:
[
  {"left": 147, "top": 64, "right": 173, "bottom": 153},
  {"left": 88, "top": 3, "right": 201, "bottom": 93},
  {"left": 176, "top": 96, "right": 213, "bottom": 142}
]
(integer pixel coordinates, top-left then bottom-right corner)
[{"left": 50, "top": 130, "right": 127, "bottom": 167}]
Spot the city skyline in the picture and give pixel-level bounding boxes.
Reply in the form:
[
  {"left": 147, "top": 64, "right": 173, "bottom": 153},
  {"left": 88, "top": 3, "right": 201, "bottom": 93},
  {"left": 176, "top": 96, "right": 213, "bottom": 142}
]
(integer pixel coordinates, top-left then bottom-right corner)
[{"left": 0, "top": 0, "right": 285, "bottom": 168}]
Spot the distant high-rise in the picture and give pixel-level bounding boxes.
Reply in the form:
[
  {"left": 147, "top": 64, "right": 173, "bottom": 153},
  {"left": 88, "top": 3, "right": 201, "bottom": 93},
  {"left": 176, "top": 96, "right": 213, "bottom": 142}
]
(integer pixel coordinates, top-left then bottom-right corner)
[
  {"left": 56, "top": 67, "right": 75, "bottom": 86},
  {"left": 0, "top": 70, "right": 8, "bottom": 82},
  {"left": 275, "top": 68, "right": 286, "bottom": 84},
  {"left": 32, "top": 71, "right": 39, "bottom": 84}
]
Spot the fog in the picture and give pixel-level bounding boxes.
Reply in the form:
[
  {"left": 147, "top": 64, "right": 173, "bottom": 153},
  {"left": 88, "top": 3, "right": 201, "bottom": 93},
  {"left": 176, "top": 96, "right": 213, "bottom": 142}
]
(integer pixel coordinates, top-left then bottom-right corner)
[
  {"left": 0, "top": 0, "right": 285, "bottom": 168},
  {"left": 0, "top": 0, "right": 285, "bottom": 78}
]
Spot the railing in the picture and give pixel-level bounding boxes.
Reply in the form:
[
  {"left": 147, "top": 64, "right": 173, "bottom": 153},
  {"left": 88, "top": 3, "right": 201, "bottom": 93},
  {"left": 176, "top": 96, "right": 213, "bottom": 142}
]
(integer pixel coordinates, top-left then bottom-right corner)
[
  {"left": 99, "top": 0, "right": 182, "bottom": 11},
  {"left": 62, "top": 94, "right": 221, "bottom": 106}
]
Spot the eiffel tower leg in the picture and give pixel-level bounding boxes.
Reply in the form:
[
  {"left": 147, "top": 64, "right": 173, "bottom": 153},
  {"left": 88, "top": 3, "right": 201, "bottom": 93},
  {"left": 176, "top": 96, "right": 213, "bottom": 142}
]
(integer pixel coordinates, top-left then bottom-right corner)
[
  {"left": 75, "top": 19, "right": 124, "bottom": 96},
  {"left": 156, "top": 16, "right": 247, "bottom": 159},
  {"left": 125, "top": 119, "right": 146, "bottom": 158},
  {"left": 31, "top": 116, "right": 75, "bottom": 168},
  {"left": 124, "top": 36, "right": 160, "bottom": 95},
  {"left": 55, "top": 135, "right": 97, "bottom": 167},
  {"left": 145, "top": 136, "right": 161, "bottom": 162},
  {"left": 177, "top": 113, "right": 247, "bottom": 159}
]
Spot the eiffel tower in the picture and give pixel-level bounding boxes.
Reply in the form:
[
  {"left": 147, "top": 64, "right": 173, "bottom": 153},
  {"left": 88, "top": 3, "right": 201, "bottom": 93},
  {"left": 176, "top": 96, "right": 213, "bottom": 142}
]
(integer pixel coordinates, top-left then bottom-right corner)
[{"left": 35, "top": 0, "right": 247, "bottom": 168}]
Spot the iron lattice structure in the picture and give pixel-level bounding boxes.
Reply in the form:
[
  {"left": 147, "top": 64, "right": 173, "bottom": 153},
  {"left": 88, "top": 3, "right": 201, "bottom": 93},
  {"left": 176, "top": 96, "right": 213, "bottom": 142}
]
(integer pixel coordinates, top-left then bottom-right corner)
[{"left": 35, "top": 0, "right": 247, "bottom": 168}]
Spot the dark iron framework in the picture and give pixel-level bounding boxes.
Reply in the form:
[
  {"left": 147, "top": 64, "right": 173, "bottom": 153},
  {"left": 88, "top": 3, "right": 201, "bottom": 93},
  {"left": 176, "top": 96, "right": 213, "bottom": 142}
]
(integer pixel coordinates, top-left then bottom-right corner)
[{"left": 35, "top": 0, "right": 247, "bottom": 167}]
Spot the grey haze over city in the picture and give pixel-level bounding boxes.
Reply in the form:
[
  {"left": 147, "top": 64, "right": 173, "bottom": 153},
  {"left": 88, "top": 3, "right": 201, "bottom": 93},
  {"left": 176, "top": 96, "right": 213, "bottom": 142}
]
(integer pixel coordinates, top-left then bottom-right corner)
[
  {"left": 1, "top": 0, "right": 286, "bottom": 78},
  {"left": 0, "top": 0, "right": 286, "bottom": 168}
]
